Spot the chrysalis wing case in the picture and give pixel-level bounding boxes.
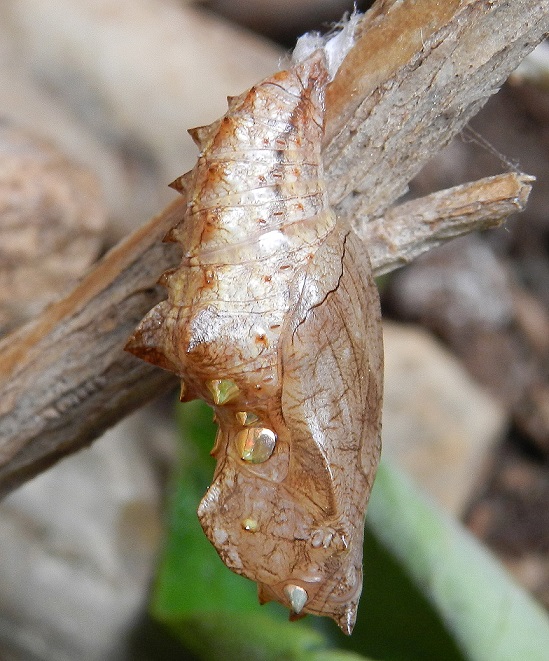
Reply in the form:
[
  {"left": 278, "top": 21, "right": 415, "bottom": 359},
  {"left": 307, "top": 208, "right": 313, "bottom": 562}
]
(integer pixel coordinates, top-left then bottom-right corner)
[{"left": 126, "top": 50, "right": 383, "bottom": 635}]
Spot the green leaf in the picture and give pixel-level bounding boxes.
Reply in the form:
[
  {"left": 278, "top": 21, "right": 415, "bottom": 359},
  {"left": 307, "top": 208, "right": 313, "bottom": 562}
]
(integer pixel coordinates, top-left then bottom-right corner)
[
  {"left": 150, "top": 400, "right": 375, "bottom": 661},
  {"left": 338, "top": 527, "right": 464, "bottom": 661},
  {"left": 170, "top": 611, "right": 326, "bottom": 661},
  {"left": 367, "top": 460, "right": 549, "bottom": 661},
  {"left": 153, "top": 400, "right": 549, "bottom": 661},
  {"left": 151, "top": 399, "right": 259, "bottom": 619}
]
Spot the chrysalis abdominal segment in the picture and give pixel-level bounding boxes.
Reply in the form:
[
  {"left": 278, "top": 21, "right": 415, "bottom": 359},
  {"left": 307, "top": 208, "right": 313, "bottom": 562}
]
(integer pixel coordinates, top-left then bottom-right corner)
[{"left": 126, "top": 50, "right": 383, "bottom": 634}]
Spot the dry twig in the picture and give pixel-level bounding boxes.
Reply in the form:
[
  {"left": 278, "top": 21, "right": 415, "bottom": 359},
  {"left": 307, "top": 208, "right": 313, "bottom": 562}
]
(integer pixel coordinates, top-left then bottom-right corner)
[{"left": 0, "top": 0, "right": 547, "bottom": 497}]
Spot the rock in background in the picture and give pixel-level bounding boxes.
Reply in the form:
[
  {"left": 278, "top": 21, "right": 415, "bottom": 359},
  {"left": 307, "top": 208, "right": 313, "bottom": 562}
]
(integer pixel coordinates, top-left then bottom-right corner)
[
  {"left": 0, "top": 0, "right": 548, "bottom": 657},
  {"left": 386, "top": 46, "right": 549, "bottom": 609},
  {"left": 0, "top": 408, "right": 167, "bottom": 661},
  {"left": 382, "top": 322, "right": 506, "bottom": 516},
  {"left": 0, "top": 124, "right": 106, "bottom": 335},
  {"left": 0, "top": 1, "right": 282, "bottom": 657},
  {"left": 0, "top": 0, "right": 282, "bottom": 242}
]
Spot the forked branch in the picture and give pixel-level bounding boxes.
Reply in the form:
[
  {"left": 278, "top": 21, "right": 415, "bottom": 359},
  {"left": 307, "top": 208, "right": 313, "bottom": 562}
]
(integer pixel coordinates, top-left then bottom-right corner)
[{"left": 0, "top": 0, "right": 547, "bottom": 497}]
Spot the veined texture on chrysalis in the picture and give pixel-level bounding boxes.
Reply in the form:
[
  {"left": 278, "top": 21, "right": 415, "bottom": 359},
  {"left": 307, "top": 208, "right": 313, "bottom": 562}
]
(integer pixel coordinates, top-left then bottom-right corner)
[{"left": 126, "top": 49, "right": 383, "bottom": 635}]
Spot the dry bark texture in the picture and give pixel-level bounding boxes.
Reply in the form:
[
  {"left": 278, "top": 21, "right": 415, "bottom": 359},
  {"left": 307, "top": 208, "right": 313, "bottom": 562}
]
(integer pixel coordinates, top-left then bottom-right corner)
[{"left": 0, "top": 0, "right": 548, "bottom": 497}]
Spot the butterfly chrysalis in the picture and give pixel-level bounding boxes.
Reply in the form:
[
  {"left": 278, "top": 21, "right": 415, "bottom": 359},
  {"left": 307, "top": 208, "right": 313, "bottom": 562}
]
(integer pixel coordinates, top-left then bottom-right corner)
[{"left": 126, "top": 48, "right": 383, "bottom": 634}]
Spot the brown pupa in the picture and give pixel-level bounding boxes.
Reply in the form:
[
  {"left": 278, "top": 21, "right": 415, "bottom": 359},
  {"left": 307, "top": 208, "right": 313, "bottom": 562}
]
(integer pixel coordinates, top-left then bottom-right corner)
[{"left": 126, "top": 50, "right": 383, "bottom": 634}]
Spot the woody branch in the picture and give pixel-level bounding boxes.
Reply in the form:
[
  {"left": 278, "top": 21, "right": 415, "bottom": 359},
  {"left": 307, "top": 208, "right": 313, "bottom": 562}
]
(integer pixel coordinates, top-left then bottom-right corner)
[{"left": 0, "top": 0, "right": 547, "bottom": 497}]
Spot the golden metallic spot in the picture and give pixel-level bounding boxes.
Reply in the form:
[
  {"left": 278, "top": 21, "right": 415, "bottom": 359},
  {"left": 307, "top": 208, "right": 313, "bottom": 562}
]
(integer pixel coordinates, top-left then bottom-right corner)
[
  {"left": 236, "top": 427, "right": 276, "bottom": 463},
  {"left": 235, "top": 411, "right": 260, "bottom": 426},
  {"left": 284, "top": 584, "right": 308, "bottom": 615},
  {"left": 206, "top": 379, "right": 240, "bottom": 405},
  {"left": 241, "top": 518, "right": 258, "bottom": 532}
]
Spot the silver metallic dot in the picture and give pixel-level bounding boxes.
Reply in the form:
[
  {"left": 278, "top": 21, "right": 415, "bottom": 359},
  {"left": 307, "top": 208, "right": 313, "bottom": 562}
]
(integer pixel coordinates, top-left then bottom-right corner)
[
  {"left": 283, "top": 584, "right": 308, "bottom": 615},
  {"left": 235, "top": 427, "right": 276, "bottom": 463}
]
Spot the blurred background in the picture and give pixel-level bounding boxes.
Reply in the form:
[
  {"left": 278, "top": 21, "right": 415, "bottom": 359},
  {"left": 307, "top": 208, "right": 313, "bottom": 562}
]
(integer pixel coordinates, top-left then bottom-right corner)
[{"left": 0, "top": 1, "right": 547, "bottom": 659}]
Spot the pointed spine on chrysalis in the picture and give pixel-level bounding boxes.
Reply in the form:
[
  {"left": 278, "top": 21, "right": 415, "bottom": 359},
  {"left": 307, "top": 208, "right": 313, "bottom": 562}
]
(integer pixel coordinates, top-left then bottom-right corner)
[{"left": 126, "top": 49, "right": 383, "bottom": 635}]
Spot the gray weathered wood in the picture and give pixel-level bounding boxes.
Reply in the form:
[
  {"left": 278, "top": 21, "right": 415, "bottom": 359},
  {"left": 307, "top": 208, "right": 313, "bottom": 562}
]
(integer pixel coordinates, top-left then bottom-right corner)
[{"left": 0, "top": 0, "right": 547, "bottom": 497}]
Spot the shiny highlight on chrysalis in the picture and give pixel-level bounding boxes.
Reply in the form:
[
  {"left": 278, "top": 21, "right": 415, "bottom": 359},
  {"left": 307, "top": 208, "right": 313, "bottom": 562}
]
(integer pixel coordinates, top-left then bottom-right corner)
[
  {"left": 125, "top": 48, "right": 383, "bottom": 635},
  {"left": 236, "top": 427, "right": 277, "bottom": 464}
]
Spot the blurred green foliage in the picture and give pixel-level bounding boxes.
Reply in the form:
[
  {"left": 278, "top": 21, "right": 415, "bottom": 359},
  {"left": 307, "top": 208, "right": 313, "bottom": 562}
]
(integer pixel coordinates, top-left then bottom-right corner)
[{"left": 150, "top": 399, "right": 549, "bottom": 661}]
